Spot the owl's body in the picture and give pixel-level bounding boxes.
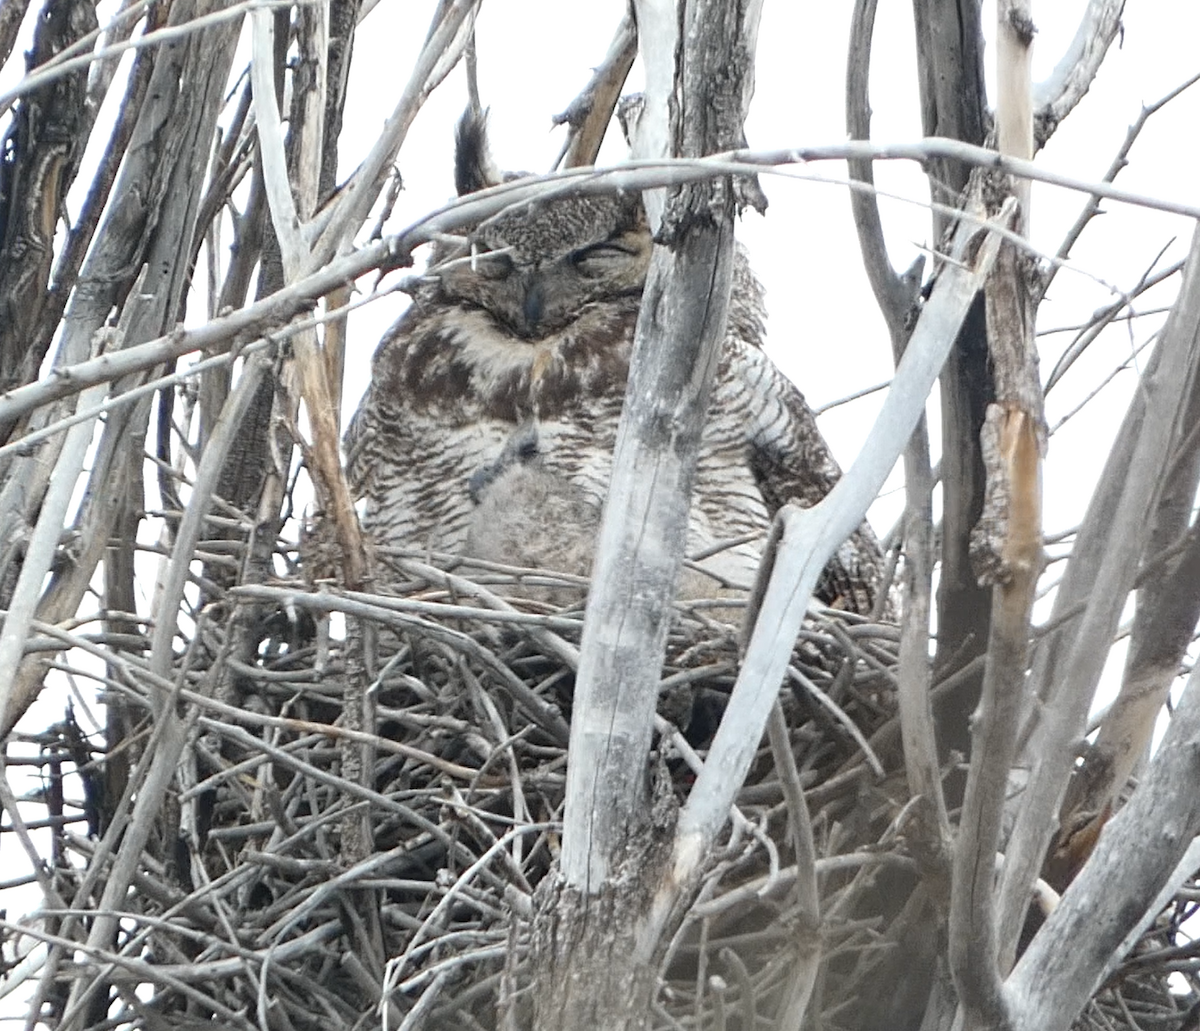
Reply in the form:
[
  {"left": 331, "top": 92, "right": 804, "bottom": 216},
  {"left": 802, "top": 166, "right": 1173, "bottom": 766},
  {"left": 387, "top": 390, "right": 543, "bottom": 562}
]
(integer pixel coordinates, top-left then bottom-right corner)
[{"left": 346, "top": 114, "right": 884, "bottom": 615}]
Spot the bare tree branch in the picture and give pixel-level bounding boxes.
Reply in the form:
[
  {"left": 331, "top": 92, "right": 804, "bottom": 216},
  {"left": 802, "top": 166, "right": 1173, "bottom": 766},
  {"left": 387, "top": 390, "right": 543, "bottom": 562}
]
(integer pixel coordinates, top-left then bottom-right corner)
[
  {"left": 0, "top": 0, "right": 32, "bottom": 70},
  {"left": 1053, "top": 330, "right": 1200, "bottom": 876},
  {"left": 1, "top": 0, "right": 244, "bottom": 738},
  {"left": 556, "top": 5, "right": 637, "bottom": 170},
  {"left": 0, "top": 0, "right": 94, "bottom": 403},
  {"left": 847, "top": 0, "right": 944, "bottom": 866},
  {"left": 1, "top": 136, "right": 1195, "bottom": 429},
  {"left": 949, "top": 9, "right": 1040, "bottom": 1025},
  {"left": 1007, "top": 659, "right": 1200, "bottom": 1031},
  {"left": 1041, "top": 72, "right": 1200, "bottom": 302},
  {"left": 845, "top": 0, "right": 922, "bottom": 342},
  {"left": 0, "top": 0, "right": 306, "bottom": 116},
  {"left": 1044, "top": 256, "right": 1182, "bottom": 392},
  {"left": 896, "top": 414, "right": 948, "bottom": 840},
  {"left": 1032, "top": 0, "right": 1125, "bottom": 147},
  {"left": 998, "top": 223, "right": 1200, "bottom": 966},
  {"left": 308, "top": 0, "right": 479, "bottom": 266},
  {"left": 59, "top": 353, "right": 270, "bottom": 1029},
  {"left": 249, "top": 0, "right": 366, "bottom": 596},
  {"left": 250, "top": 8, "right": 304, "bottom": 264},
  {"left": 911, "top": 0, "right": 987, "bottom": 238},
  {"left": 560, "top": 0, "right": 761, "bottom": 894},
  {"left": 671, "top": 200, "right": 1014, "bottom": 889},
  {"left": 626, "top": 0, "right": 676, "bottom": 232},
  {"left": 766, "top": 700, "right": 821, "bottom": 1029},
  {"left": 0, "top": 347, "right": 110, "bottom": 731}
]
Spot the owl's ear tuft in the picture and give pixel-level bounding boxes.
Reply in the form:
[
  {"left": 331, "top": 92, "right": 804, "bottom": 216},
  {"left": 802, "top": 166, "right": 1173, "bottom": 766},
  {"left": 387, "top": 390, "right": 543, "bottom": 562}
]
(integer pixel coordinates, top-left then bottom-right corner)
[{"left": 455, "top": 108, "right": 503, "bottom": 196}]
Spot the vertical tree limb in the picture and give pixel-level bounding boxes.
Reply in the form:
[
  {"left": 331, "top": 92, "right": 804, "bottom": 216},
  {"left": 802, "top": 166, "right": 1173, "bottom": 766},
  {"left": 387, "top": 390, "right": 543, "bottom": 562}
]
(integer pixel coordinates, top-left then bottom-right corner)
[
  {"left": 251, "top": 0, "right": 364, "bottom": 592},
  {"left": 949, "top": 254, "right": 1042, "bottom": 1027},
  {"left": 533, "top": 3, "right": 761, "bottom": 1027},
  {"left": 950, "top": 11, "right": 1040, "bottom": 1021},
  {"left": 0, "top": 0, "right": 32, "bottom": 70},
  {"left": 897, "top": 423, "right": 948, "bottom": 836},
  {"left": 1054, "top": 354, "right": 1200, "bottom": 882},
  {"left": 1006, "top": 658, "right": 1200, "bottom": 1031},
  {"left": 560, "top": 225, "right": 736, "bottom": 893},
  {"left": 911, "top": 0, "right": 987, "bottom": 236},
  {"left": 911, "top": 0, "right": 994, "bottom": 785},
  {"left": 560, "top": 0, "right": 760, "bottom": 897},
  {"left": 847, "top": 0, "right": 945, "bottom": 851},
  {"left": 846, "top": 0, "right": 922, "bottom": 343},
  {"left": 995, "top": 0, "right": 1033, "bottom": 225},
  {"left": 0, "top": 365, "right": 109, "bottom": 732},
  {"left": 0, "top": 0, "right": 97, "bottom": 418},
  {"left": 626, "top": 0, "right": 676, "bottom": 232},
  {"left": 26, "top": 1, "right": 161, "bottom": 374},
  {"left": 997, "top": 224, "right": 1200, "bottom": 965},
  {"left": 766, "top": 700, "right": 820, "bottom": 1029}
]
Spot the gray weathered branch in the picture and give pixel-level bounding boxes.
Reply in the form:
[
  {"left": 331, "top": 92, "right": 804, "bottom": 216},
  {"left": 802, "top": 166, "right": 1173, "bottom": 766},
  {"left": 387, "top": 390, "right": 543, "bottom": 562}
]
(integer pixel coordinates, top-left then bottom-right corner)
[
  {"left": 1006, "top": 658, "right": 1200, "bottom": 1031},
  {"left": 560, "top": 0, "right": 759, "bottom": 897},
  {"left": 949, "top": 8, "right": 1040, "bottom": 1024},
  {"left": 845, "top": 0, "right": 922, "bottom": 342},
  {"left": 1032, "top": 0, "right": 1125, "bottom": 146},
  {"left": 670, "top": 200, "right": 1015, "bottom": 891},
  {"left": 4, "top": 137, "right": 1197, "bottom": 430},
  {"left": 308, "top": 0, "right": 479, "bottom": 265},
  {"left": 59, "top": 355, "right": 269, "bottom": 1029},
  {"left": 997, "top": 223, "right": 1200, "bottom": 964}
]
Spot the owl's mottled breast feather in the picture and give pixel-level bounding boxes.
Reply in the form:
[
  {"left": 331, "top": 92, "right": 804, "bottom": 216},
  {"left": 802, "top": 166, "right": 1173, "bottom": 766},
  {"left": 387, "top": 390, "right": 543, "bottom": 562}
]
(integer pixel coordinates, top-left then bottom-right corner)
[{"left": 345, "top": 295, "right": 640, "bottom": 551}]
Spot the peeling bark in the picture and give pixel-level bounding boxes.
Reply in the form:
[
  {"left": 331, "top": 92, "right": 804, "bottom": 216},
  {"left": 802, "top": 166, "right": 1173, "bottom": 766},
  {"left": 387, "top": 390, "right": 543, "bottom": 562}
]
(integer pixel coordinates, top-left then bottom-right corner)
[
  {"left": 912, "top": 0, "right": 995, "bottom": 790},
  {"left": 0, "top": 0, "right": 96, "bottom": 419},
  {"left": 536, "top": 0, "right": 759, "bottom": 1023}
]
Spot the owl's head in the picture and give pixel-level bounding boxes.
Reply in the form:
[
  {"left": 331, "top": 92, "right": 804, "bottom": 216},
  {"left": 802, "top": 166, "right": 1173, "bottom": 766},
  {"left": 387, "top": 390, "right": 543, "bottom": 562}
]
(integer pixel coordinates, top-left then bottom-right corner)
[{"left": 432, "top": 110, "right": 652, "bottom": 340}]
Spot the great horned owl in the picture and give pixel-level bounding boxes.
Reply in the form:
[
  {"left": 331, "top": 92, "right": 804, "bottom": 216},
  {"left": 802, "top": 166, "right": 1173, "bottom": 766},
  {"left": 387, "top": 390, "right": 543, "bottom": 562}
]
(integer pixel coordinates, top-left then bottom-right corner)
[
  {"left": 345, "top": 111, "right": 885, "bottom": 616},
  {"left": 462, "top": 420, "right": 748, "bottom": 609},
  {"left": 464, "top": 420, "right": 600, "bottom": 604}
]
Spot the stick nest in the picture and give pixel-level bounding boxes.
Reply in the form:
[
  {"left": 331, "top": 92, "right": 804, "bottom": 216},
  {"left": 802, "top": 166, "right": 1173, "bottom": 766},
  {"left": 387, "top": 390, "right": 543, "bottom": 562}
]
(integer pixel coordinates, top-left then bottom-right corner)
[{"left": 6, "top": 549, "right": 1198, "bottom": 1031}]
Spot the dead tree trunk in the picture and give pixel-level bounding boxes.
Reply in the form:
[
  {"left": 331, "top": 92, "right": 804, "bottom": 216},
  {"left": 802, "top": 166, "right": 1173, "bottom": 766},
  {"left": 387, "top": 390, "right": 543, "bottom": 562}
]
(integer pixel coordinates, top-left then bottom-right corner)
[
  {"left": 528, "top": 1, "right": 761, "bottom": 1025},
  {"left": 911, "top": 0, "right": 994, "bottom": 789}
]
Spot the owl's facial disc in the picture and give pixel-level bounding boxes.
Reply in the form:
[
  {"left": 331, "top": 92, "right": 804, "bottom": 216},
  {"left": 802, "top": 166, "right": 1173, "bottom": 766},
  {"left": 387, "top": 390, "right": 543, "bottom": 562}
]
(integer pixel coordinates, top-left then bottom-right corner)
[{"left": 438, "top": 227, "right": 652, "bottom": 339}]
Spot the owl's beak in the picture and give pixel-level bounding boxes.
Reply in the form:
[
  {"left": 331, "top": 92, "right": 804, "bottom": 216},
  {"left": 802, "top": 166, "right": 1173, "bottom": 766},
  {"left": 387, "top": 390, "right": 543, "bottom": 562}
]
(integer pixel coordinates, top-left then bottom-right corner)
[
  {"left": 468, "top": 463, "right": 498, "bottom": 504},
  {"left": 519, "top": 278, "right": 545, "bottom": 336}
]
